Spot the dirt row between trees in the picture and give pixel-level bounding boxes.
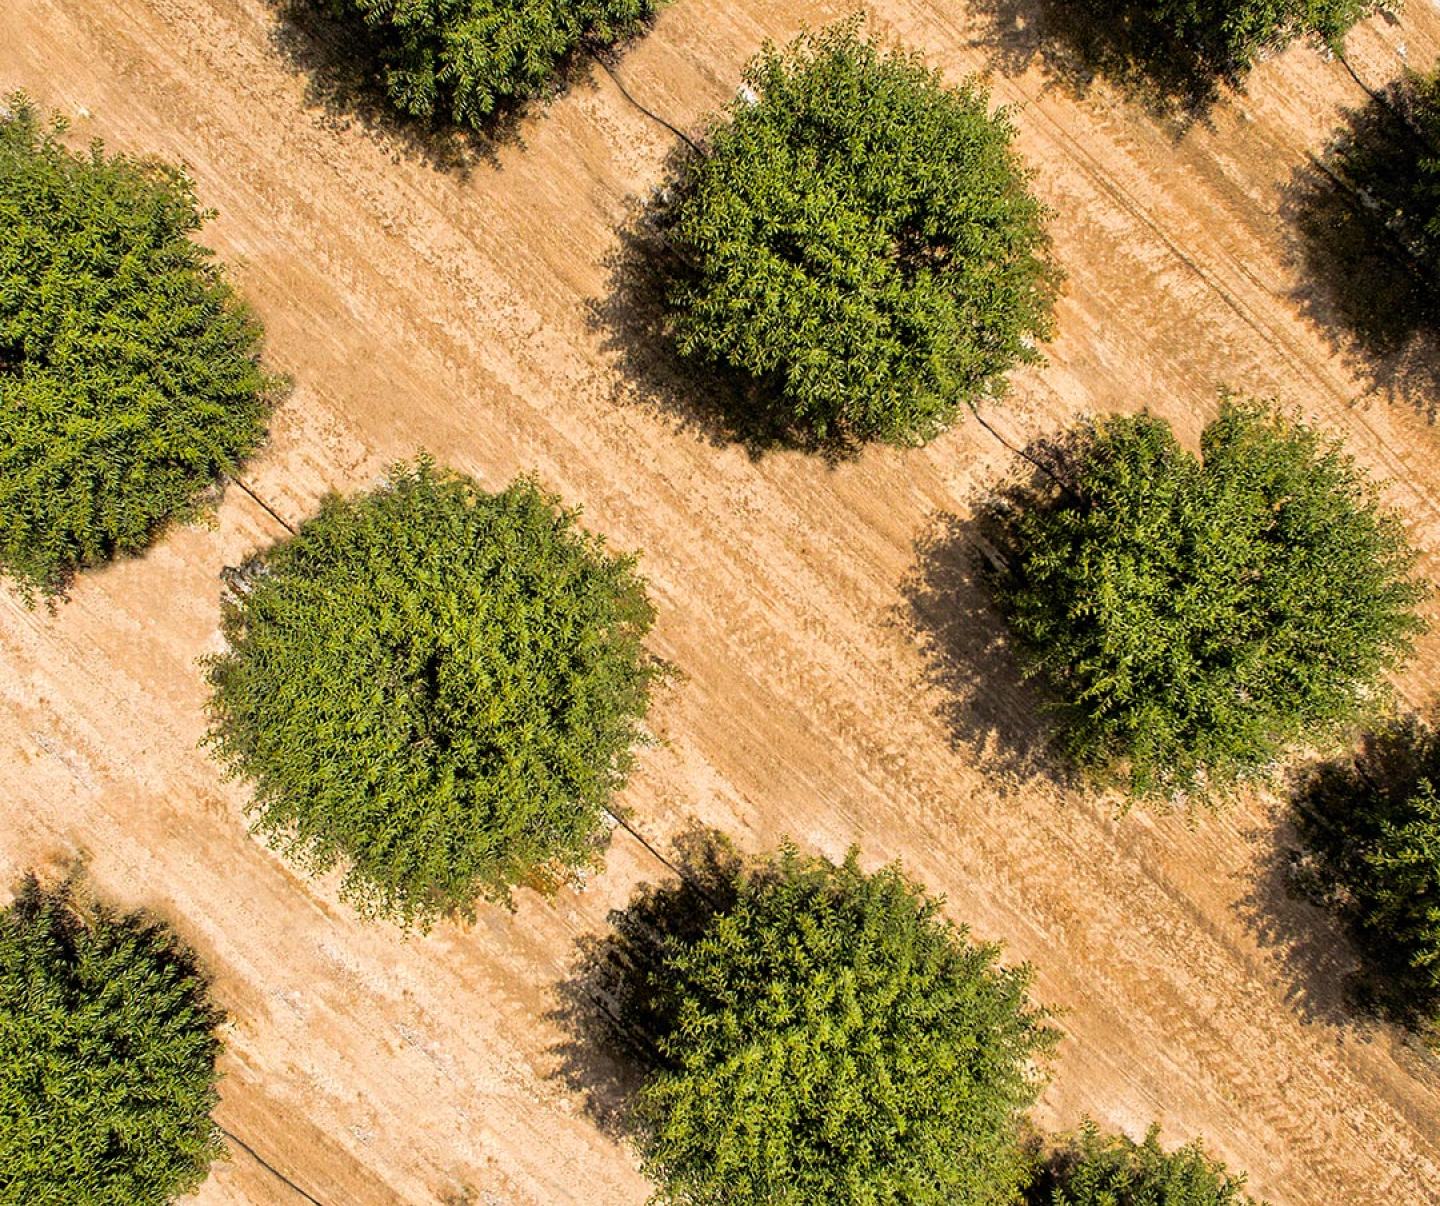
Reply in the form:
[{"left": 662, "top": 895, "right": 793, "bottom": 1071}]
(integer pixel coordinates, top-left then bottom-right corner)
[{"left": 3, "top": 0, "right": 1440, "bottom": 1201}]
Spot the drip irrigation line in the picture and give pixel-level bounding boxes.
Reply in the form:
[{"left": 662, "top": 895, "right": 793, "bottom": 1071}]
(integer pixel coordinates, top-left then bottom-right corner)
[
  {"left": 966, "top": 405, "right": 1082, "bottom": 500},
  {"left": 603, "top": 807, "right": 723, "bottom": 908},
  {"left": 596, "top": 60, "right": 703, "bottom": 155},
  {"left": 224, "top": 472, "right": 297, "bottom": 536},
  {"left": 218, "top": 1124, "right": 330, "bottom": 1205}
]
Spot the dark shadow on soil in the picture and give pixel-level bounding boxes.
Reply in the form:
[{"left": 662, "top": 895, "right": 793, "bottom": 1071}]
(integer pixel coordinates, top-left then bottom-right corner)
[
  {"left": 967, "top": 0, "right": 1253, "bottom": 124},
  {"left": 1238, "top": 719, "right": 1440, "bottom": 1038},
  {"left": 900, "top": 492, "right": 1074, "bottom": 793},
  {"left": 1283, "top": 84, "right": 1440, "bottom": 418},
  {"left": 264, "top": 1, "right": 661, "bottom": 175},
  {"left": 586, "top": 161, "right": 866, "bottom": 463},
  {"left": 548, "top": 826, "right": 742, "bottom": 1137},
  {"left": 1234, "top": 799, "right": 1372, "bottom": 1029}
]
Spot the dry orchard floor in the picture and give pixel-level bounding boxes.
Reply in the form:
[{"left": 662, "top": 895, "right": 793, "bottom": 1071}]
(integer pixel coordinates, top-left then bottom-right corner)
[{"left": 4, "top": 0, "right": 1440, "bottom": 1202}]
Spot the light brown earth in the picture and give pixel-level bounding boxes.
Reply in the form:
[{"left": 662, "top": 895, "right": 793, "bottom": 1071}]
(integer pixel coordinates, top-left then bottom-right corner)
[{"left": 3, "top": 0, "right": 1440, "bottom": 1201}]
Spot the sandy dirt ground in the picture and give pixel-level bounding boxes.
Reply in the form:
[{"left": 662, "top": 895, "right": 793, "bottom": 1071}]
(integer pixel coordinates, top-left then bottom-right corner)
[{"left": 3, "top": 0, "right": 1440, "bottom": 1201}]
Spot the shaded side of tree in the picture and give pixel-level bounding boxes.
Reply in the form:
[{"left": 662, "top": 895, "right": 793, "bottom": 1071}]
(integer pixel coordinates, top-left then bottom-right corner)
[
  {"left": 1289, "top": 716, "right": 1440, "bottom": 1036},
  {"left": 970, "top": 0, "right": 1385, "bottom": 119},
  {"left": 549, "top": 826, "right": 742, "bottom": 1136},
  {"left": 586, "top": 181, "right": 816, "bottom": 459},
  {"left": 901, "top": 491, "right": 1074, "bottom": 790},
  {"left": 264, "top": 0, "right": 658, "bottom": 171},
  {"left": 1286, "top": 70, "right": 1440, "bottom": 416},
  {"left": 265, "top": 0, "right": 494, "bottom": 172}
]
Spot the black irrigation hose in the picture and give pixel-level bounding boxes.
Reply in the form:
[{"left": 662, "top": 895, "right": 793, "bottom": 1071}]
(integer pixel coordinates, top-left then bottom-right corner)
[
  {"left": 1335, "top": 51, "right": 1440, "bottom": 161},
  {"left": 224, "top": 472, "right": 297, "bottom": 536},
  {"left": 967, "top": 405, "right": 1083, "bottom": 501},
  {"left": 596, "top": 59, "right": 703, "bottom": 155},
  {"left": 218, "top": 1123, "right": 330, "bottom": 1206}
]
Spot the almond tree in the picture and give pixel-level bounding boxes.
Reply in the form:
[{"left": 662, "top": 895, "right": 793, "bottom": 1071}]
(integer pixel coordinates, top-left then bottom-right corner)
[
  {"left": 1062, "top": 0, "right": 1381, "bottom": 107},
  {"left": 664, "top": 24, "right": 1059, "bottom": 450},
  {"left": 633, "top": 845, "right": 1055, "bottom": 1203},
  {"left": 989, "top": 400, "right": 1425, "bottom": 797},
  {"left": 0, "top": 876, "right": 224, "bottom": 1203},
  {"left": 1295, "top": 716, "right": 1440, "bottom": 1033},
  {"left": 1037, "top": 1120, "right": 1255, "bottom": 1205},
  {"left": 0, "top": 96, "right": 276, "bottom": 599},
  {"left": 333, "top": 0, "right": 658, "bottom": 130},
  {"left": 205, "top": 458, "right": 660, "bottom": 927}
]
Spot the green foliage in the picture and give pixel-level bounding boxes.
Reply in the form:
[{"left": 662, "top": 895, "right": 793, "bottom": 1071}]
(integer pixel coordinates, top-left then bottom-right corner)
[
  {"left": 0, "top": 875, "right": 224, "bottom": 1204},
  {"left": 1294, "top": 717, "right": 1440, "bottom": 1031},
  {"left": 1365, "top": 66, "right": 1440, "bottom": 281},
  {"left": 1059, "top": 0, "right": 1380, "bottom": 107},
  {"left": 205, "top": 458, "right": 659, "bottom": 927},
  {"left": 0, "top": 95, "right": 276, "bottom": 599},
  {"left": 665, "top": 24, "right": 1059, "bottom": 449},
  {"left": 1287, "top": 65, "right": 1440, "bottom": 384},
  {"left": 1328, "top": 66, "right": 1440, "bottom": 319},
  {"left": 333, "top": 0, "right": 658, "bottom": 130},
  {"left": 990, "top": 400, "right": 1425, "bottom": 797},
  {"left": 634, "top": 844, "right": 1056, "bottom": 1204},
  {"left": 1036, "top": 1120, "right": 1254, "bottom": 1206}
]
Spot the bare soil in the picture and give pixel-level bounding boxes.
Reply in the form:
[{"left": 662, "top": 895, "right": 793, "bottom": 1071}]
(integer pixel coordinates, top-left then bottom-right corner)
[{"left": 3, "top": 0, "right": 1440, "bottom": 1201}]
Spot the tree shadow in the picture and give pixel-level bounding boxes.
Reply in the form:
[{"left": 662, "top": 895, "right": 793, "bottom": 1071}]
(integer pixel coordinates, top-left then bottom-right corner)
[
  {"left": 1283, "top": 83, "right": 1440, "bottom": 419},
  {"left": 586, "top": 165, "right": 867, "bottom": 463},
  {"left": 263, "top": 0, "right": 505, "bottom": 175},
  {"left": 1234, "top": 798, "right": 1375, "bottom": 1029},
  {"left": 548, "top": 825, "right": 743, "bottom": 1137},
  {"left": 1240, "top": 718, "right": 1440, "bottom": 1037},
  {"left": 265, "top": 0, "right": 659, "bottom": 175},
  {"left": 966, "top": 0, "right": 1250, "bottom": 123},
  {"left": 900, "top": 487, "right": 1074, "bottom": 792}
]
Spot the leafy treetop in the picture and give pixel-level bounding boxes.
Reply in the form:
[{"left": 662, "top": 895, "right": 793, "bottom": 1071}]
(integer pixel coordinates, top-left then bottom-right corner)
[
  {"left": 333, "top": 0, "right": 658, "bottom": 130},
  {"left": 1059, "top": 0, "right": 1381, "bottom": 109},
  {"left": 1332, "top": 65, "right": 1440, "bottom": 298},
  {"left": 635, "top": 844, "right": 1056, "bottom": 1204},
  {"left": 0, "top": 875, "right": 225, "bottom": 1205},
  {"left": 1037, "top": 1120, "right": 1256, "bottom": 1206},
  {"left": 0, "top": 95, "right": 275, "bottom": 599},
  {"left": 1294, "top": 716, "right": 1440, "bottom": 1034},
  {"left": 666, "top": 24, "right": 1059, "bottom": 449},
  {"left": 990, "top": 400, "right": 1425, "bottom": 797},
  {"left": 205, "top": 458, "right": 660, "bottom": 927}
]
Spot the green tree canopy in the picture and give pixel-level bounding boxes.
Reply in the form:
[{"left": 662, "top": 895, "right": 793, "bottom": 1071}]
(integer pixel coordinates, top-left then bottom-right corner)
[
  {"left": 1294, "top": 717, "right": 1440, "bottom": 1032},
  {"left": 989, "top": 401, "right": 1425, "bottom": 797},
  {"left": 664, "top": 24, "right": 1059, "bottom": 450},
  {"left": 1327, "top": 65, "right": 1440, "bottom": 326},
  {"left": 1035, "top": 1120, "right": 1255, "bottom": 1205},
  {"left": 0, "top": 875, "right": 224, "bottom": 1204},
  {"left": 0, "top": 95, "right": 276, "bottom": 599},
  {"left": 331, "top": 0, "right": 658, "bottom": 130},
  {"left": 205, "top": 458, "right": 660, "bottom": 927},
  {"left": 633, "top": 844, "right": 1056, "bottom": 1204},
  {"left": 1059, "top": 0, "right": 1379, "bottom": 108}
]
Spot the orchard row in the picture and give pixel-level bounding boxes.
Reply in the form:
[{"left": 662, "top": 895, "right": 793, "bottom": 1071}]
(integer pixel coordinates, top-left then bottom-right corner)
[{"left": 1, "top": 7, "right": 1437, "bottom": 1205}]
